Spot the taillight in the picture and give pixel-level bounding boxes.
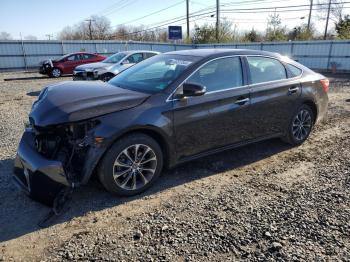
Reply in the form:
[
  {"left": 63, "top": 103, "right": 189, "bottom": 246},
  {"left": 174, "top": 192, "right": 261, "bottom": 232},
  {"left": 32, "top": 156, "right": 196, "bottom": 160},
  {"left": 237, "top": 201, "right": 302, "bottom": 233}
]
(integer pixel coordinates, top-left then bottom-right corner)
[{"left": 320, "top": 79, "right": 329, "bottom": 92}]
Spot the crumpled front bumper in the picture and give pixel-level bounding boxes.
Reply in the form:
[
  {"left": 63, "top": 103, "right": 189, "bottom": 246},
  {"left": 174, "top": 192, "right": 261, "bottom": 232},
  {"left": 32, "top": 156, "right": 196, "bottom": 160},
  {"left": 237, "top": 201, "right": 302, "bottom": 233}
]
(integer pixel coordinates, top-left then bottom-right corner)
[
  {"left": 73, "top": 70, "right": 99, "bottom": 81},
  {"left": 13, "top": 131, "right": 69, "bottom": 205}
]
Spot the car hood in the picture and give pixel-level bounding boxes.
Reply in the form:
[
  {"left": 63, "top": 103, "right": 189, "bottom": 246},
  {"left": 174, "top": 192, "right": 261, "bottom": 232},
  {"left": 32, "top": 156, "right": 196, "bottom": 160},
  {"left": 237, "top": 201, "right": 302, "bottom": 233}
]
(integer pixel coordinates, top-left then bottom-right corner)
[
  {"left": 75, "top": 62, "right": 112, "bottom": 71},
  {"left": 30, "top": 81, "right": 149, "bottom": 127}
]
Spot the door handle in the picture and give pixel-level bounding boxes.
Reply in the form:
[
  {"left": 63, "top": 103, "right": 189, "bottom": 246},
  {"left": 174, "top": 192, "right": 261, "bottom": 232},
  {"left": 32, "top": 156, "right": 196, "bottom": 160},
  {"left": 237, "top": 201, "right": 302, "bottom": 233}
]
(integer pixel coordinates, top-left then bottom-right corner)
[
  {"left": 288, "top": 86, "right": 300, "bottom": 94},
  {"left": 235, "top": 97, "right": 250, "bottom": 105}
]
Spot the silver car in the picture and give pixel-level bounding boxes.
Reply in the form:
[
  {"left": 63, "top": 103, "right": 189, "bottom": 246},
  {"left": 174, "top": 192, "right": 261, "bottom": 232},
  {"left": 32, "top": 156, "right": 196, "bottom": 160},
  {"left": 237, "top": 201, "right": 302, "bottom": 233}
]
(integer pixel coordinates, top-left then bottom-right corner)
[{"left": 73, "top": 50, "right": 160, "bottom": 81}]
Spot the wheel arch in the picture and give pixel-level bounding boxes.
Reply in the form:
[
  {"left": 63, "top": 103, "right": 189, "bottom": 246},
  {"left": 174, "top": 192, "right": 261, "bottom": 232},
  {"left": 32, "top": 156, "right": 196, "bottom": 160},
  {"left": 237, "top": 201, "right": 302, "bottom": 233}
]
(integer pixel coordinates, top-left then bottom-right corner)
[
  {"left": 86, "top": 126, "right": 173, "bottom": 183},
  {"left": 302, "top": 99, "right": 318, "bottom": 123},
  {"left": 117, "top": 126, "right": 171, "bottom": 168}
]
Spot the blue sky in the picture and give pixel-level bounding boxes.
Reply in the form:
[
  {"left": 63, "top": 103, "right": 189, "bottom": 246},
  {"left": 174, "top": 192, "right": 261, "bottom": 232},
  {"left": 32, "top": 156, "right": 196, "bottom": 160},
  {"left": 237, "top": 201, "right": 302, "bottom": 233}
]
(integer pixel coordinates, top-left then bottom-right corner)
[{"left": 0, "top": 0, "right": 347, "bottom": 39}]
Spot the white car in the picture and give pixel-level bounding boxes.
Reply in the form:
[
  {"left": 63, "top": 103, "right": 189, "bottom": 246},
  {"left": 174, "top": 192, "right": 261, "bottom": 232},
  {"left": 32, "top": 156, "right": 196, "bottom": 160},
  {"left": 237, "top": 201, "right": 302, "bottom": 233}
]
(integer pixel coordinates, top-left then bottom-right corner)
[{"left": 73, "top": 50, "right": 160, "bottom": 81}]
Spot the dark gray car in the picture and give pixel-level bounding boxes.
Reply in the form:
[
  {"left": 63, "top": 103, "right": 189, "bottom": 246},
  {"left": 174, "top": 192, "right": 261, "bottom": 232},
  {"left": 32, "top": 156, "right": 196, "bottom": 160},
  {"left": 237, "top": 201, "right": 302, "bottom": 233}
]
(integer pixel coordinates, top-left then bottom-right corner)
[{"left": 14, "top": 49, "right": 328, "bottom": 206}]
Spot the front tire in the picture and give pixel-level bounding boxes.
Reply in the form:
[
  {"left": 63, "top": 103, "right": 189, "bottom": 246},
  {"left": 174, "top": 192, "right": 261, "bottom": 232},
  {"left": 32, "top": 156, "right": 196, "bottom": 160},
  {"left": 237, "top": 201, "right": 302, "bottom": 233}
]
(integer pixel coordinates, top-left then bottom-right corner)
[
  {"left": 99, "top": 73, "right": 115, "bottom": 82},
  {"left": 282, "top": 104, "right": 314, "bottom": 145},
  {"left": 50, "top": 68, "right": 62, "bottom": 78},
  {"left": 98, "top": 133, "right": 163, "bottom": 196}
]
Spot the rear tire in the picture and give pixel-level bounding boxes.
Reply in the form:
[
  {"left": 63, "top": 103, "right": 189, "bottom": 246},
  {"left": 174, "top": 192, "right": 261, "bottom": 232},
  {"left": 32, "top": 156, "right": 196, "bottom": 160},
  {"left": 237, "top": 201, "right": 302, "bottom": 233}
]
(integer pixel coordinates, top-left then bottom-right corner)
[
  {"left": 98, "top": 133, "right": 163, "bottom": 196},
  {"left": 282, "top": 104, "right": 314, "bottom": 145}
]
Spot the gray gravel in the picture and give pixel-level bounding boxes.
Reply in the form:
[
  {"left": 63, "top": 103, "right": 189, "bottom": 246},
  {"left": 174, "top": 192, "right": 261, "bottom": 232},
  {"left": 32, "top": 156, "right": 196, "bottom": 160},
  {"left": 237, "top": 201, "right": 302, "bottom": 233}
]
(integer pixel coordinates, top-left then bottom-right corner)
[{"left": 0, "top": 72, "right": 349, "bottom": 261}]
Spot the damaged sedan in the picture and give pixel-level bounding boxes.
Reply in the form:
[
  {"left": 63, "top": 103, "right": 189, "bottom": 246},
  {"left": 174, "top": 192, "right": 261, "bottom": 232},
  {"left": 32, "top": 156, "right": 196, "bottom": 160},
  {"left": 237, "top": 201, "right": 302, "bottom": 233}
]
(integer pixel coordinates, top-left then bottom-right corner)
[{"left": 14, "top": 49, "right": 328, "bottom": 206}]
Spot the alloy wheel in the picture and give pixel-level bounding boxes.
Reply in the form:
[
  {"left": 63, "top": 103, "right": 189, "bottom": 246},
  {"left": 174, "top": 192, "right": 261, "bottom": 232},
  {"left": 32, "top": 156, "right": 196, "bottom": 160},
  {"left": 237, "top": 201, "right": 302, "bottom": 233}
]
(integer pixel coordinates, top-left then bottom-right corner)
[
  {"left": 51, "top": 68, "right": 61, "bottom": 77},
  {"left": 113, "top": 144, "right": 157, "bottom": 190},
  {"left": 292, "top": 109, "right": 312, "bottom": 141}
]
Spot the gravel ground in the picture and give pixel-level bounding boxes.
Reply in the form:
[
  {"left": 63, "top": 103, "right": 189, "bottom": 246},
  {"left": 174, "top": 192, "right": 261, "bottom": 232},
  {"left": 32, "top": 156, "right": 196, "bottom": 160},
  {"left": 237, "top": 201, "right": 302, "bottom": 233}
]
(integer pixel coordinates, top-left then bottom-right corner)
[{"left": 0, "top": 72, "right": 349, "bottom": 261}]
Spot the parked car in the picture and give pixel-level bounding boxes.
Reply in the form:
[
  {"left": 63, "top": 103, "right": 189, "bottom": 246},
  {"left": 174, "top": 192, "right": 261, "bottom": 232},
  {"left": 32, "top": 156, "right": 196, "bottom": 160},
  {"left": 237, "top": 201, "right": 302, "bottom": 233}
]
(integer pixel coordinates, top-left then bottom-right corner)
[
  {"left": 14, "top": 49, "right": 329, "bottom": 205},
  {"left": 39, "top": 52, "right": 106, "bottom": 78},
  {"left": 73, "top": 50, "right": 160, "bottom": 81}
]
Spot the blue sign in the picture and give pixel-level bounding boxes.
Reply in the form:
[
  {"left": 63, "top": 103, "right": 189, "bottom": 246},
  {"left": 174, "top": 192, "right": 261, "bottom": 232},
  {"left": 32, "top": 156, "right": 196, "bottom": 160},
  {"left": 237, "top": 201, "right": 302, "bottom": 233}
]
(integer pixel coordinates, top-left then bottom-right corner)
[{"left": 168, "top": 26, "right": 182, "bottom": 40}]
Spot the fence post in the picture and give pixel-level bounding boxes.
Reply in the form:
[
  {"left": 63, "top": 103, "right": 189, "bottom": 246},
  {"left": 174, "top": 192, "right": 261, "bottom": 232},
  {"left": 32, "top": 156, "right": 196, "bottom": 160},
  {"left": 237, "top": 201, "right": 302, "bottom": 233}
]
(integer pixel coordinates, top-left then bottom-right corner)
[
  {"left": 260, "top": 42, "right": 263, "bottom": 50},
  {"left": 290, "top": 42, "right": 295, "bottom": 59},
  {"left": 61, "top": 40, "right": 65, "bottom": 55},
  {"left": 95, "top": 42, "right": 98, "bottom": 53},
  {"left": 20, "top": 39, "right": 27, "bottom": 71},
  {"left": 150, "top": 43, "right": 153, "bottom": 50},
  {"left": 327, "top": 41, "right": 334, "bottom": 71}
]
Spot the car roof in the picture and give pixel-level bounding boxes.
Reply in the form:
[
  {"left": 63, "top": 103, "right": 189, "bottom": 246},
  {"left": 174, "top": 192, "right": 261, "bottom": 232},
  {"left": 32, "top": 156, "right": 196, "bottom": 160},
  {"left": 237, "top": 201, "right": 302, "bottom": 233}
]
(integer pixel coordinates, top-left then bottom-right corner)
[
  {"left": 165, "top": 48, "right": 282, "bottom": 59},
  {"left": 121, "top": 50, "right": 160, "bottom": 55}
]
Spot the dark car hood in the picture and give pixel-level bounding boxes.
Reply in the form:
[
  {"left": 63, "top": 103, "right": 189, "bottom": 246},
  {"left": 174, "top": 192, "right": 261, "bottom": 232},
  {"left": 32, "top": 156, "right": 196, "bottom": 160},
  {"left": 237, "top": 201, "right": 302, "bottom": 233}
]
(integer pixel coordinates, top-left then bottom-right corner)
[
  {"left": 75, "top": 62, "right": 111, "bottom": 71},
  {"left": 30, "top": 81, "right": 149, "bottom": 127}
]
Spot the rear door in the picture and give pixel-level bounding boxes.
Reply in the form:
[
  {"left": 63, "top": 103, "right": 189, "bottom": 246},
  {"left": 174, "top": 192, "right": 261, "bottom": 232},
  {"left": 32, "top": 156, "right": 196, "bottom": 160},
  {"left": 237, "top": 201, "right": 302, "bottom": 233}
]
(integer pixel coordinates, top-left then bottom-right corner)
[
  {"left": 245, "top": 56, "right": 302, "bottom": 137},
  {"left": 82, "top": 53, "right": 97, "bottom": 64},
  {"left": 173, "top": 56, "right": 252, "bottom": 158}
]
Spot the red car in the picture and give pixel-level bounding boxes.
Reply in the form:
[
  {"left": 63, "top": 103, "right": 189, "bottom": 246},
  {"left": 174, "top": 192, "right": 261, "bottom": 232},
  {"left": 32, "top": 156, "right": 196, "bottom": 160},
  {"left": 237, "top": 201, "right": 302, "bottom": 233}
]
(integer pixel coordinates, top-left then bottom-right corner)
[{"left": 39, "top": 52, "right": 106, "bottom": 77}]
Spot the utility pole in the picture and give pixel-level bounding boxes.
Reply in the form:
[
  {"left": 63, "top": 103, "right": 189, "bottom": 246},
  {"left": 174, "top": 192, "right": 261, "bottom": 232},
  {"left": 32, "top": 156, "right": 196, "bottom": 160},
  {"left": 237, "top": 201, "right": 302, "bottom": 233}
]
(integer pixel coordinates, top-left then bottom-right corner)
[
  {"left": 46, "top": 34, "right": 53, "bottom": 40},
  {"left": 307, "top": 0, "right": 313, "bottom": 31},
  {"left": 186, "top": 0, "right": 190, "bottom": 39},
  {"left": 216, "top": 0, "right": 220, "bottom": 42},
  {"left": 85, "top": 19, "right": 95, "bottom": 40},
  {"left": 324, "top": 0, "right": 331, "bottom": 39}
]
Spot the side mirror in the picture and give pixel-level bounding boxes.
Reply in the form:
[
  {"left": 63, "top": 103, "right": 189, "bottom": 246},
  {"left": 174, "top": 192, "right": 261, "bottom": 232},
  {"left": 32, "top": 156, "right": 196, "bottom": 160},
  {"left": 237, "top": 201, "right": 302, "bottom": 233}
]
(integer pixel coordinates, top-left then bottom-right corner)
[{"left": 181, "top": 82, "right": 206, "bottom": 98}]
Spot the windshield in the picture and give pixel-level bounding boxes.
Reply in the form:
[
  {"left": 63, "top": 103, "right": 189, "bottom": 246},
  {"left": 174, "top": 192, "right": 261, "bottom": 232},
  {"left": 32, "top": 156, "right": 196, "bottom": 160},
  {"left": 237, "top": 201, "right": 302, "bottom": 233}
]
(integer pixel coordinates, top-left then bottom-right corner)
[
  {"left": 103, "top": 52, "right": 127, "bottom": 63},
  {"left": 108, "top": 54, "right": 200, "bottom": 94}
]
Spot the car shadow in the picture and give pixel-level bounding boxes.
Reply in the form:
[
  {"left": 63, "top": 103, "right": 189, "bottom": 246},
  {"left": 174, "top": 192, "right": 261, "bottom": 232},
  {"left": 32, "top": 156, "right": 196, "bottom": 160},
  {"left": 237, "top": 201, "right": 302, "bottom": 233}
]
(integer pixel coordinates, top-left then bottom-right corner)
[
  {"left": 26, "top": 91, "right": 41, "bottom": 97},
  {"left": 0, "top": 138, "right": 291, "bottom": 243}
]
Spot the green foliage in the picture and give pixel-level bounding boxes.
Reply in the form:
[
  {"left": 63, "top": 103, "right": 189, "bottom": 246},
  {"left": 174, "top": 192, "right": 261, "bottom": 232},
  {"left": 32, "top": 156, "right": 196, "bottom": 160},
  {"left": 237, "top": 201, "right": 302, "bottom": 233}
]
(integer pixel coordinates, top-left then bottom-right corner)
[
  {"left": 288, "top": 24, "right": 315, "bottom": 41},
  {"left": 242, "top": 28, "right": 263, "bottom": 42},
  {"left": 266, "top": 13, "right": 288, "bottom": 41},
  {"left": 335, "top": 15, "right": 350, "bottom": 39},
  {"left": 192, "top": 19, "right": 236, "bottom": 44}
]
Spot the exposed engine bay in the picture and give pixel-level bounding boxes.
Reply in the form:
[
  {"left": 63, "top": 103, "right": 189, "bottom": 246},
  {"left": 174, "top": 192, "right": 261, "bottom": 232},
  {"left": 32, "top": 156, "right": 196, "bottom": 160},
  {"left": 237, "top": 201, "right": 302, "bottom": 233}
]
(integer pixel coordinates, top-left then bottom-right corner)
[{"left": 31, "top": 119, "right": 100, "bottom": 185}]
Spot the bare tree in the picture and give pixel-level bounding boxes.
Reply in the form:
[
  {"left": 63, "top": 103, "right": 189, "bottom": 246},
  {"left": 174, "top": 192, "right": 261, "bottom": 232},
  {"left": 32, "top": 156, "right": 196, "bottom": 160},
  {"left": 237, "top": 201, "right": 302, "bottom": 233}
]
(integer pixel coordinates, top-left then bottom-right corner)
[
  {"left": 58, "top": 16, "right": 112, "bottom": 40},
  {"left": 317, "top": 0, "right": 345, "bottom": 23},
  {"left": 0, "top": 31, "right": 13, "bottom": 40}
]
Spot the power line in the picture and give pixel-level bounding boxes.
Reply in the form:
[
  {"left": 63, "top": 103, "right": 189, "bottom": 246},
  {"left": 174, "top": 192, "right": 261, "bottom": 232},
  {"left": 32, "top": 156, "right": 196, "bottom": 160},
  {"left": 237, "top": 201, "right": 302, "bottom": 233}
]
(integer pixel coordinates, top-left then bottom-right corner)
[
  {"left": 221, "top": 6, "right": 350, "bottom": 13},
  {"left": 114, "top": 0, "right": 185, "bottom": 26},
  {"left": 109, "top": 0, "right": 350, "bottom": 39},
  {"left": 102, "top": 0, "right": 138, "bottom": 17},
  {"left": 221, "top": 2, "right": 350, "bottom": 12}
]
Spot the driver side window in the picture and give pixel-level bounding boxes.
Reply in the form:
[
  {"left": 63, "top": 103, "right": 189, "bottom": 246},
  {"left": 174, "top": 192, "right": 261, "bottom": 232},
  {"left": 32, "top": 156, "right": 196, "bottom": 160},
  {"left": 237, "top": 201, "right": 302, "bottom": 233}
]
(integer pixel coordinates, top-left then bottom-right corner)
[
  {"left": 67, "top": 54, "right": 80, "bottom": 61},
  {"left": 187, "top": 57, "right": 243, "bottom": 92}
]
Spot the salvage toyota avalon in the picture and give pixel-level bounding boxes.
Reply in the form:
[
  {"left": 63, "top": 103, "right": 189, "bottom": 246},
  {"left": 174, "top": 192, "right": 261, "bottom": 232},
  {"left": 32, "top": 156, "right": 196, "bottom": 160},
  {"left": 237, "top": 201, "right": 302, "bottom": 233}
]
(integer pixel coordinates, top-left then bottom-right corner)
[{"left": 13, "top": 49, "right": 329, "bottom": 205}]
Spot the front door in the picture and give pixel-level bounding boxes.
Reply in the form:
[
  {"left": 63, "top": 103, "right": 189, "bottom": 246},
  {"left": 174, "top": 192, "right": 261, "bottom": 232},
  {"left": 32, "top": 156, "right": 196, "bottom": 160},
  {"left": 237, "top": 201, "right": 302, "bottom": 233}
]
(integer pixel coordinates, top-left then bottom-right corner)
[
  {"left": 173, "top": 56, "right": 252, "bottom": 159},
  {"left": 63, "top": 54, "right": 82, "bottom": 73}
]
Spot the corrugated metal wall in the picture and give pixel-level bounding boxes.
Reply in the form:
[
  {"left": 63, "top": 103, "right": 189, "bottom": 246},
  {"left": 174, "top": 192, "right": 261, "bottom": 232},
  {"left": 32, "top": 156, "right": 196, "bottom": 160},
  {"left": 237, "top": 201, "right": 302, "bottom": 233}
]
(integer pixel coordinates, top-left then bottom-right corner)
[{"left": 1, "top": 40, "right": 350, "bottom": 71}]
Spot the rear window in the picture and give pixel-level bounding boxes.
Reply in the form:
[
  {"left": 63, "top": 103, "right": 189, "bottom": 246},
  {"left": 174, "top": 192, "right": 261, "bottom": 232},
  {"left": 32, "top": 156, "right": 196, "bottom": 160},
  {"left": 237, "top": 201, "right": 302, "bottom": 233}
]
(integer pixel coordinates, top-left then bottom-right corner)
[{"left": 285, "top": 64, "right": 302, "bottom": 77}]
